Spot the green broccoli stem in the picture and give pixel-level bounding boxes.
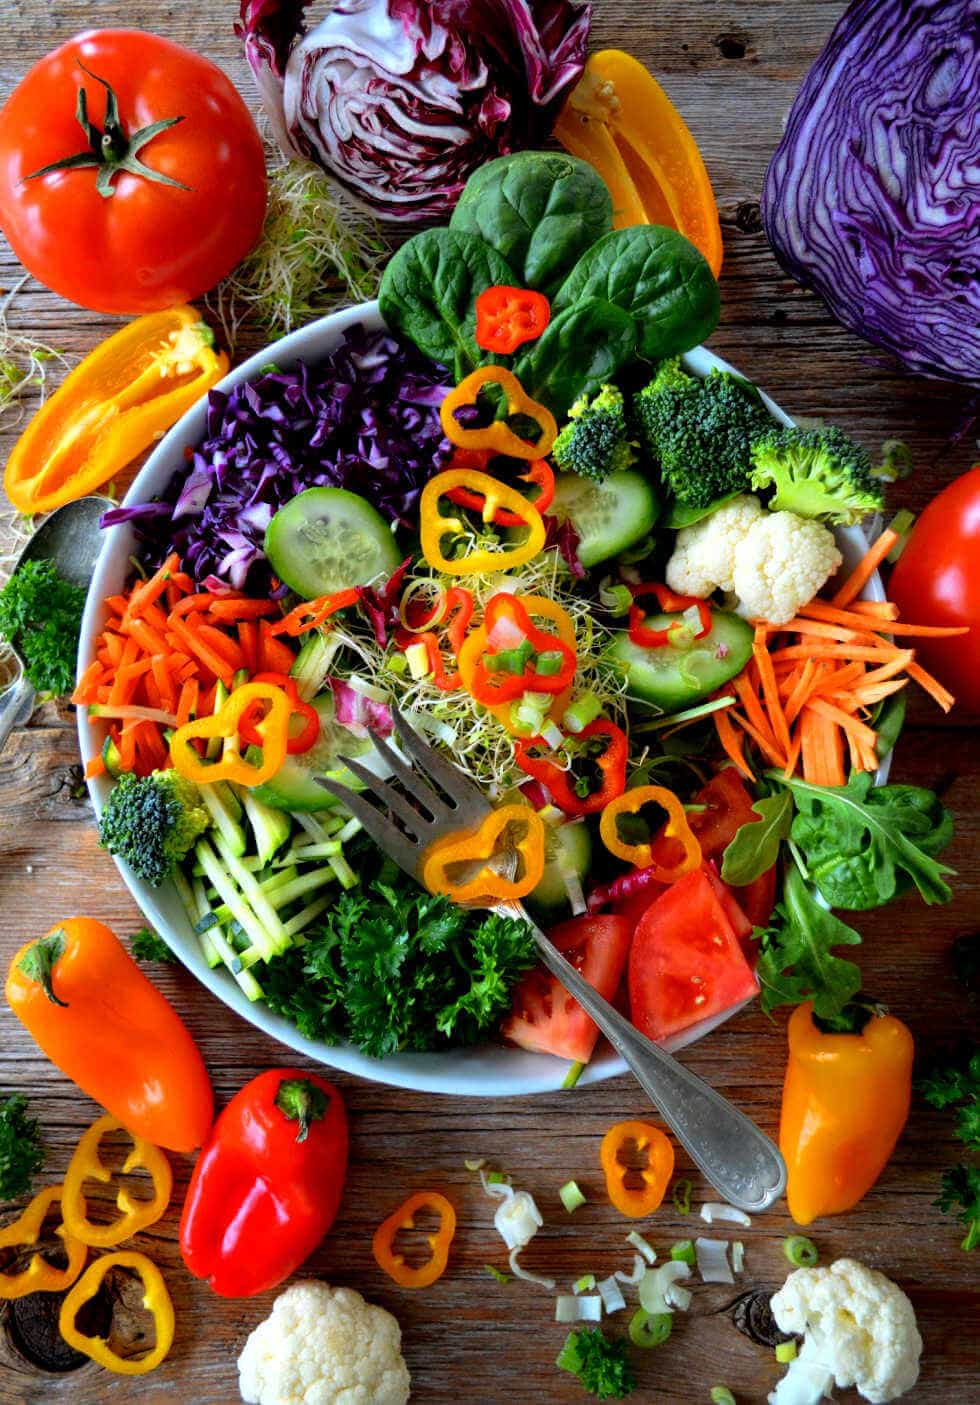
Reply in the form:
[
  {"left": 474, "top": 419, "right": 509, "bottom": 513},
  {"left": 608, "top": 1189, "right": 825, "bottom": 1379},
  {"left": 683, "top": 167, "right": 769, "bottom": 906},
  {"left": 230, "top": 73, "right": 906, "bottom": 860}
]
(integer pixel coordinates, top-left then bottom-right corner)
[{"left": 17, "top": 930, "right": 69, "bottom": 1007}]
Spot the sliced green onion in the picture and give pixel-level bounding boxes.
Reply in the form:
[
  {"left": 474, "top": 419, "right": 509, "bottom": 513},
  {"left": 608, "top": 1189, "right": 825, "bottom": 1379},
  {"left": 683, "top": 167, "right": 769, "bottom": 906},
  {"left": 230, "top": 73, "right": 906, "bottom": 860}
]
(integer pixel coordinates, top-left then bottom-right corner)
[
  {"left": 710, "top": 1388, "right": 736, "bottom": 1405},
  {"left": 386, "top": 651, "right": 408, "bottom": 675},
  {"left": 782, "top": 1235, "right": 818, "bottom": 1268},
  {"left": 731, "top": 1241, "right": 745, "bottom": 1275},
  {"left": 629, "top": 1309, "right": 672, "bottom": 1348},
  {"left": 562, "top": 1060, "right": 585, "bottom": 1091},
  {"left": 562, "top": 691, "right": 603, "bottom": 734},
  {"left": 404, "top": 641, "right": 431, "bottom": 680},
  {"left": 485, "top": 638, "right": 535, "bottom": 674},
  {"left": 485, "top": 1263, "right": 510, "bottom": 1285},
  {"left": 487, "top": 1170, "right": 508, "bottom": 1186},
  {"left": 627, "top": 1230, "right": 656, "bottom": 1265},
  {"left": 875, "top": 439, "right": 915, "bottom": 482},
  {"left": 885, "top": 507, "right": 916, "bottom": 562},
  {"left": 534, "top": 649, "right": 565, "bottom": 676},
  {"left": 560, "top": 1181, "right": 587, "bottom": 1215},
  {"left": 573, "top": 1273, "right": 596, "bottom": 1293},
  {"left": 540, "top": 721, "right": 565, "bottom": 750},
  {"left": 510, "top": 690, "right": 552, "bottom": 735},
  {"left": 598, "top": 578, "right": 633, "bottom": 616},
  {"left": 775, "top": 1341, "right": 798, "bottom": 1364},
  {"left": 670, "top": 1240, "right": 696, "bottom": 1266},
  {"left": 464, "top": 1158, "right": 486, "bottom": 1172},
  {"left": 673, "top": 1178, "right": 692, "bottom": 1215}
]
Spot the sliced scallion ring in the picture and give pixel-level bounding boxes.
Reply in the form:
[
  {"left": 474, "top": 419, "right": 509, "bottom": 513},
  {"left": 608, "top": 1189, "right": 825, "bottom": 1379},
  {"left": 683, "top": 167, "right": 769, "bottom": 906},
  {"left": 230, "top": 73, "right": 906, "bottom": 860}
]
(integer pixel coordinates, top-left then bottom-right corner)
[
  {"left": 629, "top": 1308, "right": 672, "bottom": 1348},
  {"left": 782, "top": 1235, "right": 819, "bottom": 1268}
]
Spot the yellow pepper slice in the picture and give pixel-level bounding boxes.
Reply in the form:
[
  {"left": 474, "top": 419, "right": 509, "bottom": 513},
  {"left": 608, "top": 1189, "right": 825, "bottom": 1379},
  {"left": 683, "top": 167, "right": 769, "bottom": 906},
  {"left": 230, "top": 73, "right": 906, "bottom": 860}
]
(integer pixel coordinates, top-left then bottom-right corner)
[
  {"left": 0, "top": 1184, "right": 87, "bottom": 1299},
  {"left": 599, "top": 784, "right": 702, "bottom": 880},
  {"left": 59, "top": 1251, "right": 175, "bottom": 1375},
  {"left": 458, "top": 594, "right": 578, "bottom": 734},
  {"left": 440, "top": 366, "right": 557, "bottom": 461},
  {"left": 61, "top": 1114, "right": 172, "bottom": 1249},
  {"left": 420, "top": 469, "right": 546, "bottom": 576},
  {"left": 169, "top": 681, "right": 291, "bottom": 787},
  {"left": 4, "top": 306, "right": 228, "bottom": 514},
  {"left": 422, "top": 804, "right": 546, "bottom": 905}
]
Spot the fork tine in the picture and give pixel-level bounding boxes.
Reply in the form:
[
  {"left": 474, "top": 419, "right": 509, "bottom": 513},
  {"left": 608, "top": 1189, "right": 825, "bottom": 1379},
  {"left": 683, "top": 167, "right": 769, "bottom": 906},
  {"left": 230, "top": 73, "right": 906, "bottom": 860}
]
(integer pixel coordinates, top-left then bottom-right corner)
[
  {"left": 390, "top": 705, "right": 487, "bottom": 810},
  {"left": 335, "top": 753, "right": 436, "bottom": 837},
  {"left": 315, "top": 778, "right": 422, "bottom": 877},
  {"left": 367, "top": 733, "right": 450, "bottom": 822}
]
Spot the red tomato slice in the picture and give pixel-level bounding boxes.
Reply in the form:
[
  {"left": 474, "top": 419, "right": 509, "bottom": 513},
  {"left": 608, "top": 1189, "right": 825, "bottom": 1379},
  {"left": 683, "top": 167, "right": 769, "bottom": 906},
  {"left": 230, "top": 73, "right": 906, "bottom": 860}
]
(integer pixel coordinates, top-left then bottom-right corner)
[
  {"left": 611, "top": 880, "right": 667, "bottom": 930},
  {"left": 702, "top": 862, "right": 752, "bottom": 940},
  {"left": 733, "top": 864, "right": 778, "bottom": 929},
  {"left": 629, "top": 868, "right": 759, "bottom": 1043},
  {"left": 689, "top": 767, "right": 758, "bottom": 856},
  {"left": 502, "top": 915, "right": 633, "bottom": 1064}
]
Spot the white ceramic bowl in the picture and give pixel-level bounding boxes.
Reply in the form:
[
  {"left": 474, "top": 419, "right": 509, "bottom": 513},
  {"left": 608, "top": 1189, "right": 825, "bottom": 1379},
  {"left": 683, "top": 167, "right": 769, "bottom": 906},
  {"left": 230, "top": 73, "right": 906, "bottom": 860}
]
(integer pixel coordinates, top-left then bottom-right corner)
[{"left": 78, "top": 302, "right": 886, "bottom": 1095}]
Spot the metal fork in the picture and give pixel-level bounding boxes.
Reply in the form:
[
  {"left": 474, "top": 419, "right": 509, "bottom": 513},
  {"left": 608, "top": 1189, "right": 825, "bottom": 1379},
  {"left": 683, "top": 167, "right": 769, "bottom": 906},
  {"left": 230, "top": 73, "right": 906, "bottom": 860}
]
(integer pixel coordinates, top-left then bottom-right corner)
[{"left": 319, "top": 706, "right": 786, "bottom": 1212}]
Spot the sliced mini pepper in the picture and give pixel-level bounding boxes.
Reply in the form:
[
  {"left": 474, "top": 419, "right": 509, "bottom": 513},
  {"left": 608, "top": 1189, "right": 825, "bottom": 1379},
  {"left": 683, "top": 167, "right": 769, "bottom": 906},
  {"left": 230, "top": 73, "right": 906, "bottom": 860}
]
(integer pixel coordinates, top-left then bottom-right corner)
[
  {"left": 780, "top": 1002, "right": 914, "bottom": 1227},
  {"left": 440, "top": 367, "right": 557, "bottom": 461},
  {"left": 422, "top": 804, "right": 546, "bottom": 905},
  {"left": 420, "top": 468, "right": 546, "bottom": 575},
  {"left": 514, "top": 720, "right": 628, "bottom": 816},
  {"left": 238, "top": 673, "right": 319, "bottom": 755},
  {"left": 62, "top": 1114, "right": 172, "bottom": 1249},
  {"left": 59, "top": 1251, "right": 175, "bottom": 1375},
  {"left": 4, "top": 307, "right": 228, "bottom": 515},
  {"left": 600, "top": 1119, "right": 675, "bottom": 1218},
  {"left": 458, "top": 594, "right": 578, "bottom": 735},
  {"left": 600, "top": 784, "right": 702, "bottom": 880},
  {"left": 170, "top": 681, "right": 291, "bottom": 786},
  {"left": 475, "top": 286, "right": 551, "bottom": 354},
  {"left": 468, "top": 593, "right": 577, "bottom": 706},
  {"left": 269, "top": 587, "right": 361, "bottom": 638},
  {"left": 445, "top": 454, "right": 555, "bottom": 525},
  {"left": 628, "top": 583, "right": 712, "bottom": 649},
  {"left": 0, "top": 1184, "right": 87, "bottom": 1300},
  {"left": 372, "top": 1190, "right": 457, "bottom": 1289}
]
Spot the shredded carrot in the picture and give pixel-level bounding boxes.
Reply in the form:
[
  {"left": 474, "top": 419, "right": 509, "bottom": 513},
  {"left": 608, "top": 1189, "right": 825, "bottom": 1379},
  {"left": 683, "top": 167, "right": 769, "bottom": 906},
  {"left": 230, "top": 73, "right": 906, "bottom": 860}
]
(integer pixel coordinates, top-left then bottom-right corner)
[
  {"left": 208, "top": 596, "right": 278, "bottom": 621},
  {"left": 798, "top": 597, "right": 968, "bottom": 638},
  {"left": 906, "top": 660, "right": 956, "bottom": 712},
  {"left": 753, "top": 627, "right": 791, "bottom": 757},
  {"left": 831, "top": 530, "right": 899, "bottom": 607},
  {"left": 123, "top": 553, "right": 180, "bottom": 623},
  {"left": 176, "top": 678, "right": 200, "bottom": 728},
  {"left": 847, "top": 599, "right": 899, "bottom": 620},
  {"left": 238, "top": 619, "right": 259, "bottom": 673},
  {"left": 713, "top": 706, "right": 752, "bottom": 779},
  {"left": 84, "top": 754, "right": 106, "bottom": 780},
  {"left": 260, "top": 623, "right": 299, "bottom": 675}
]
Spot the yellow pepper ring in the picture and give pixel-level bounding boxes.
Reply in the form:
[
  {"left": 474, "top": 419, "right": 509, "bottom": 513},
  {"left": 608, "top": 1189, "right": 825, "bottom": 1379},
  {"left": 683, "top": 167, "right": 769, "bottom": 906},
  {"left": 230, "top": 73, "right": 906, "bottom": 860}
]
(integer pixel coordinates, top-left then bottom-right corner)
[
  {"left": 61, "top": 1113, "right": 173, "bottom": 1250},
  {"left": 599, "top": 784, "right": 702, "bottom": 881},
  {"left": 422, "top": 804, "right": 546, "bottom": 905},
  {"left": 169, "top": 681, "right": 291, "bottom": 788},
  {"left": 440, "top": 366, "right": 557, "bottom": 461},
  {"left": 58, "top": 1250, "right": 175, "bottom": 1376},
  {"left": 419, "top": 469, "right": 546, "bottom": 576},
  {"left": 0, "top": 1184, "right": 88, "bottom": 1300}
]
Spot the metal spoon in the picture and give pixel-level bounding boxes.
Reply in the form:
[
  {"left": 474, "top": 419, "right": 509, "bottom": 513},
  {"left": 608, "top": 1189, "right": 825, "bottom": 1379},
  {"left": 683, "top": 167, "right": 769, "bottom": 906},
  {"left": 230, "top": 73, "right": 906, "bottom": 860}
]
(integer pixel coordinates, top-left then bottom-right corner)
[{"left": 0, "top": 496, "right": 111, "bottom": 754}]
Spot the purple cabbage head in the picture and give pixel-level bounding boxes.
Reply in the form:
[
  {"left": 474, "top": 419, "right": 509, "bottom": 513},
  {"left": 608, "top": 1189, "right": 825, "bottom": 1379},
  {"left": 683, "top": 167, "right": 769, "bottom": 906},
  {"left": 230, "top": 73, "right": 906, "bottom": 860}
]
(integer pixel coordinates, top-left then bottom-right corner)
[
  {"left": 761, "top": 0, "right": 980, "bottom": 384},
  {"left": 102, "top": 324, "right": 452, "bottom": 594},
  {"left": 237, "top": 0, "right": 592, "bottom": 222}
]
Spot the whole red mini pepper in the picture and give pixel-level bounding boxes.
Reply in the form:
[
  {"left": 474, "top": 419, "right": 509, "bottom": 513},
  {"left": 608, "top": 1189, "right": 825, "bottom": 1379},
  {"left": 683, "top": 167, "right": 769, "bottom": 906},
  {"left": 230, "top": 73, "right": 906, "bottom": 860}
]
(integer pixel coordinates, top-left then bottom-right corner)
[{"left": 179, "top": 1068, "right": 347, "bottom": 1298}]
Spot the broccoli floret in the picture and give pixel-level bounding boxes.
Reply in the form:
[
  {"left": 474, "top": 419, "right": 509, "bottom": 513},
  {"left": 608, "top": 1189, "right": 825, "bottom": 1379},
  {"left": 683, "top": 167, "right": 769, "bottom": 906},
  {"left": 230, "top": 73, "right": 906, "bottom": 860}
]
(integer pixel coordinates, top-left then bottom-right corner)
[
  {"left": 552, "top": 384, "right": 637, "bottom": 483},
  {"left": 748, "top": 424, "right": 885, "bottom": 525},
  {"left": 0, "top": 559, "right": 86, "bottom": 697},
  {"left": 98, "top": 771, "right": 210, "bottom": 886},
  {"left": 635, "top": 358, "right": 771, "bottom": 511}
]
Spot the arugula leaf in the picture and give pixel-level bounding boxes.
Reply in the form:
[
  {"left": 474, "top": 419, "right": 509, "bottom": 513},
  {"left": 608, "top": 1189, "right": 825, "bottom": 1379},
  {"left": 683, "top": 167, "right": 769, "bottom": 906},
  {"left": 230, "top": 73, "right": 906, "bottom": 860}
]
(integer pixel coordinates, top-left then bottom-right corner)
[
  {"left": 773, "top": 770, "right": 955, "bottom": 909},
  {"left": 720, "top": 790, "right": 793, "bottom": 886},
  {"left": 755, "top": 865, "right": 863, "bottom": 1020}
]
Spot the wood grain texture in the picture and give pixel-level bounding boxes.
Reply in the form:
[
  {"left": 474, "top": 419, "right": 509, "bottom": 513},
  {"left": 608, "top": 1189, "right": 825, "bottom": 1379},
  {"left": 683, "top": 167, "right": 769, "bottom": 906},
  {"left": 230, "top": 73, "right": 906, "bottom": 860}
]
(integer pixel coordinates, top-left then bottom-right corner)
[{"left": 0, "top": 2, "right": 978, "bottom": 1402}]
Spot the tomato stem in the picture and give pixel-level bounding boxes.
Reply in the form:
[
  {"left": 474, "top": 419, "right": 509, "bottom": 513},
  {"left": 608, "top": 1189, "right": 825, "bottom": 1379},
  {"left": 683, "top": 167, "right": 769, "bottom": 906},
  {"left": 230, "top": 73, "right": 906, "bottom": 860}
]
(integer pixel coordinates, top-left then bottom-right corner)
[{"left": 24, "top": 61, "right": 191, "bottom": 199}]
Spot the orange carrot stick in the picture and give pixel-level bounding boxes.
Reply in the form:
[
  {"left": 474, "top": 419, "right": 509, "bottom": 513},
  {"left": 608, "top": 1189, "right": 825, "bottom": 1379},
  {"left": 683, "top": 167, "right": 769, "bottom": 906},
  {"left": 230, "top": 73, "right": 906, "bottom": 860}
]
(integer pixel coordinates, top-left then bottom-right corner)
[{"left": 831, "top": 530, "right": 899, "bottom": 607}]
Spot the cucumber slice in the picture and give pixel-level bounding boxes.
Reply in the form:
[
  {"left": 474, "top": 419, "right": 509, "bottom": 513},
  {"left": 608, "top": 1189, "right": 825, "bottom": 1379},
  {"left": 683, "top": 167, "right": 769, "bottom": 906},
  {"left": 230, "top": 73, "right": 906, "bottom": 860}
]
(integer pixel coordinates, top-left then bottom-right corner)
[
  {"left": 265, "top": 487, "right": 401, "bottom": 599},
  {"left": 526, "top": 820, "right": 593, "bottom": 918},
  {"left": 605, "top": 608, "right": 753, "bottom": 712},
  {"left": 550, "top": 470, "right": 660, "bottom": 568},
  {"left": 252, "top": 691, "right": 390, "bottom": 812}
]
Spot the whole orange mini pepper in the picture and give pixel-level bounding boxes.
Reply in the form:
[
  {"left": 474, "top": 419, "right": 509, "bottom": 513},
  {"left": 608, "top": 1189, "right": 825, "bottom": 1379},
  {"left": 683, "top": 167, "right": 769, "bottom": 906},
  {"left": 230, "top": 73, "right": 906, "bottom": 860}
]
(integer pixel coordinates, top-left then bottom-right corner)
[
  {"left": 5, "top": 918, "right": 213, "bottom": 1153},
  {"left": 373, "top": 1190, "right": 457, "bottom": 1288},
  {"left": 600, "top": 1119, "right": 675, "bottom": 1218},
  {"left": 780, "top": 1001, "right": 914, "bottom": 1226}
]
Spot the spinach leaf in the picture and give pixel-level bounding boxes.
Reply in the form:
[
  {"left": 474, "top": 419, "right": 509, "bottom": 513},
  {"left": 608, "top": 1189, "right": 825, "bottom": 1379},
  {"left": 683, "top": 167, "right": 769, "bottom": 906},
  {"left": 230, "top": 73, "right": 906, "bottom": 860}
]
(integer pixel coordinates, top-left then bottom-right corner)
[
  {"left": 552, "top": 225, "right": 720, "bottom": 360},
  {"left": 872, "top": 690, "right": 907, "bottom": 763},
  {"left": 450, "top": 151, "right": 613, "bottom": 298},
  {"left": 777, "top": 770, "right": 955, "bottom": 909},
  {"left": 720, "top": 790, "right": 793, "bottom": 886},
  {"left": 513, "top": 299, "right": 637, "bottom": 418},
  {"left": 378, "top": 228, "right": 516, "bottom": 378},
  {"left": 755, "top": 865, "right": 863, "bottom": 1020}
]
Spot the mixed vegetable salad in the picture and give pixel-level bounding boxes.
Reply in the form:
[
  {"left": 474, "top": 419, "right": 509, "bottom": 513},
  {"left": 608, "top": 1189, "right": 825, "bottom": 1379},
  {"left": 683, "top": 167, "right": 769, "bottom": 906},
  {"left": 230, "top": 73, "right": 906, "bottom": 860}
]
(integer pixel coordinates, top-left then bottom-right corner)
[{"left": 0, "top": 5, "right": 977, "bottom": 1398}]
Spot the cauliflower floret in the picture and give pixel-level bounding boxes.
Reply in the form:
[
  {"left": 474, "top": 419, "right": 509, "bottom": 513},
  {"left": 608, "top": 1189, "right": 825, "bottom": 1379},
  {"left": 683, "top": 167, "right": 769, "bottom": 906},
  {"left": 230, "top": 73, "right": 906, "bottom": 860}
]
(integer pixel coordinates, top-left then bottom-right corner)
[
  {"left": 732, "top": 510, "right": 842, "bottom": 627},
  {"left": 769, "top": 1258, "right": 922, "bottom": 1405},
  {"left": 665, "top": 494, "right": 765, "bottom": 597},
  {"left": 237, "top": 1280, "right": 411, "bottom": 1405}
]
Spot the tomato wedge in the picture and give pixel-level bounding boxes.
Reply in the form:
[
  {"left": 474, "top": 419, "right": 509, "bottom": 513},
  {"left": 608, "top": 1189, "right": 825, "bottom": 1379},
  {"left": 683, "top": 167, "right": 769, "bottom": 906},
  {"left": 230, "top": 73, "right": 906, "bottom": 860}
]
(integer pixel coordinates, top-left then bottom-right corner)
[
  {"left": 629, "top": 868, "right": 759, "bottom": 1043},
  {"left": 502, "top": 915, "right": 633, "bottom": 1064}
]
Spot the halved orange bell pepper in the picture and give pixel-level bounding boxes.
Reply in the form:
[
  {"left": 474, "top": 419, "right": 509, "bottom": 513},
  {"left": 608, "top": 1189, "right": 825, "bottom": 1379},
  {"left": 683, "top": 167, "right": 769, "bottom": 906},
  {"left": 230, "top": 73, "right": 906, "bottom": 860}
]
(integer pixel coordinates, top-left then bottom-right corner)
[
  {"left": 600, "top": 1119, "right": 675, "bottom": 1218},
  {"left": 373, "top": 1190, "right": 457, "bottom": 1288},
  {"left": 59, "top": 1251, "right": 175, "bottom": 1375},
  {"left": 422, "top": 804, "right": 546, "bottom": 905},
  {"left": 4, "top": 306, "right": 228, "bottom": 514},
  {"left": 5, "top": 917, "right": 213, "bottom": 1153},
  {"left": 62, "top": 1114, "right": 172, "bottom": 1248},
  {"left": 0, "top": 1184, "right": 87, "bottom": 1299},
  {"left": 554, "top": 49, "right": 723, "bottom": 276}
]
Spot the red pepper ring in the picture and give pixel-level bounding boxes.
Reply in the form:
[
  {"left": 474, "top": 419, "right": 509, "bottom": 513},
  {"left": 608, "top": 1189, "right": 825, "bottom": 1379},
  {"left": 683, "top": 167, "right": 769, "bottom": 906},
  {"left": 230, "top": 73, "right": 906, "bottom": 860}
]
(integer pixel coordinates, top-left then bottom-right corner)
[
  {"left": 469, "top": 593, "right": 577, "bottom": 705},
  {"left": 475, "top": 285, "right": 551, "bottom": 355},
  {"left": 238, "top": 673, "right": 319, "bottom": 755},
  {"left": 445, "top": 457, "right": 555, "bottom": 527},
  {"left": 513, "top": 720, "right": 629, "bottom": 817},
  {"left": 628, "top": 583, "right": 713, "bottom": 649}
]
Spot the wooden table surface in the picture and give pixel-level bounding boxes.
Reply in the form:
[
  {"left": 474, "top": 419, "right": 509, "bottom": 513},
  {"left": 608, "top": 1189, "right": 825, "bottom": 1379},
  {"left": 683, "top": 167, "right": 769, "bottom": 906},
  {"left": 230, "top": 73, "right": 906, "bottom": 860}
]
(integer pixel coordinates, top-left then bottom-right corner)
[{"left": 1, "top": 3, "right": 978, "bottom": 1402}]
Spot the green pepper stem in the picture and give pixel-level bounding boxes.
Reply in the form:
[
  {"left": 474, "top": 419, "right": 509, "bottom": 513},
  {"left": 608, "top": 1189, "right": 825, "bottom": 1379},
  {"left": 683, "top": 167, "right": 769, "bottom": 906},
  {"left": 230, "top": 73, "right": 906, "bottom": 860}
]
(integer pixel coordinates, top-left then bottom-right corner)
[
  {"left": 18, "top": 930, "right": 68, "bottom": 1007},
  {"left": 274, "top": 1078, "right": 328, "bottom": 1143}
]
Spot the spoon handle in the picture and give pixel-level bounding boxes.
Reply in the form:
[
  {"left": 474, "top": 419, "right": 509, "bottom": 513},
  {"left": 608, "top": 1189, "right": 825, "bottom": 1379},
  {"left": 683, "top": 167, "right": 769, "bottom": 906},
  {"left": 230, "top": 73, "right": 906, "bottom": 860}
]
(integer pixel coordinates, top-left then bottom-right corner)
[{"left": 0, "top": 672, "right": 35, "bottom": 755}]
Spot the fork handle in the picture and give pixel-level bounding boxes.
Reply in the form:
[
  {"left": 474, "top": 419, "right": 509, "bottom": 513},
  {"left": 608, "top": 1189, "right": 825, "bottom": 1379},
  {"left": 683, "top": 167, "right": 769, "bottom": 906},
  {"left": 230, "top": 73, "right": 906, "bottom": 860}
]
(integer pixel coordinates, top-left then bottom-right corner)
[{"left": 511, "top": 907, "right": 786, "bottom": 1213}]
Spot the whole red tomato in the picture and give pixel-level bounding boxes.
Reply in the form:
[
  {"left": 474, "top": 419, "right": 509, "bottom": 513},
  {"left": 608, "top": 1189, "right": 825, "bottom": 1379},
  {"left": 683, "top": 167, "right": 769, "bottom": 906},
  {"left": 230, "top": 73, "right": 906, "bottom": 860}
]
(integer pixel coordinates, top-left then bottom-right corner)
[
  {"left": 0, "top": 30, "right": 267, "bottom": 314},
  {"left": 888, "top": 465, "right": 980, "bottom": 712}
]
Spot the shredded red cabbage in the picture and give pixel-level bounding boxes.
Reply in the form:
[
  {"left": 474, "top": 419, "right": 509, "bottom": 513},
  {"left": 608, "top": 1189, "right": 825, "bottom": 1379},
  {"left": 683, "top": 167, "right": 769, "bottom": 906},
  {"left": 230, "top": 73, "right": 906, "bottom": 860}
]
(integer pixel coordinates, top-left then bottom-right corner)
[{"left": 102, "top": 325, "right": 452, "bottom": 594}]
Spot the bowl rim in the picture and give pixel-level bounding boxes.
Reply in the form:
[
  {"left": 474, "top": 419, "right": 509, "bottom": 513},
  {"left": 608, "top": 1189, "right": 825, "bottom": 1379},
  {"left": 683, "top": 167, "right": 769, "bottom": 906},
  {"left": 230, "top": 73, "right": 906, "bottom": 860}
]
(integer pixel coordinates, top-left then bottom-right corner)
[{"left": 77, "top": 300, "right": 888, "bottom": 1096}]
